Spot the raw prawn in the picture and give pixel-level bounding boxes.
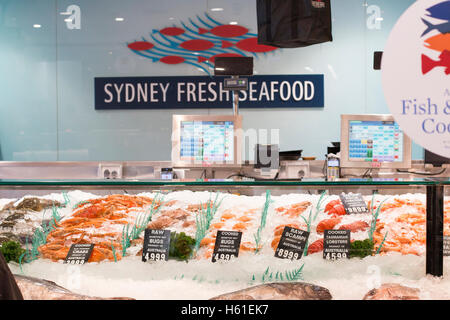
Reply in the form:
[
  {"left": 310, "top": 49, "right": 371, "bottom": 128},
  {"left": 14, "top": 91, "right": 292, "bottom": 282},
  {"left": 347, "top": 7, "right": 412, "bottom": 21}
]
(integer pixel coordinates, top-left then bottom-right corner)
[
  {"left": 237, "top": 215, "right": 253, "bottom": 222},
  {"left": 240, "top": 241, "right": 259, "bottom": 252},
  {"left": 221, "top": 212, "right": 236, "bottom": 221},
  {"left": 232, "top": 222, "right": 249, "bottom": 231},
  {"left": 275, "top": 201, "right": 311, "bottom": 218}
]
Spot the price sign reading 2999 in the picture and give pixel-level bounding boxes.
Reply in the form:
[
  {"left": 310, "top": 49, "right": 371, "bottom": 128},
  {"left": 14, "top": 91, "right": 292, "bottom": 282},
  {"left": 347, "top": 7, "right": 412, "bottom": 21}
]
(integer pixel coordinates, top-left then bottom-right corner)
[{"left": 275, "top": 227, "right": 309, "bottom": 261}]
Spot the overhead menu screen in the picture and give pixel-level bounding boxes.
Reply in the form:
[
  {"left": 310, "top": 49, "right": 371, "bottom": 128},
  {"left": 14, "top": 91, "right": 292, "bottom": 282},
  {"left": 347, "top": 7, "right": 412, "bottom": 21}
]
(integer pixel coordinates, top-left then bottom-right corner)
[
  {"left": 180, "top": 121, "right": 234, "bottom": 163},
  {"left": 348, "top": 121, "right": 403, "bottom": 163}
]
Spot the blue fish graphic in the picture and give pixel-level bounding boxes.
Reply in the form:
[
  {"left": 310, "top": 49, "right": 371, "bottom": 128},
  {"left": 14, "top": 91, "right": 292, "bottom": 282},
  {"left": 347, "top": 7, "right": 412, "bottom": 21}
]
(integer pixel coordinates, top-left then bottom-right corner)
[
  {"left": 425, "top": 0, "right": 450, "bottom": 21},
  {"left": 421, "top": 18, "right": 450, "bottom": 36}
]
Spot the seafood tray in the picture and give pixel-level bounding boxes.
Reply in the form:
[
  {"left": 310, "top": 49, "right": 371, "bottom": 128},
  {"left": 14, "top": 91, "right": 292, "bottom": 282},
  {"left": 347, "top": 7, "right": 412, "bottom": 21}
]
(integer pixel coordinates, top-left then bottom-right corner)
[{"left": 1, "top": 190, "right": 448, "bottom": 263}]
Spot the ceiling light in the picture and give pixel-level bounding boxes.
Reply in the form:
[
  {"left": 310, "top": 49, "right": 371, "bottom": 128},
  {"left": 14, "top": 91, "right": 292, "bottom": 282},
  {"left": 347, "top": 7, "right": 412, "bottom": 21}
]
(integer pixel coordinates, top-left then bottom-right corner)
[
  {"left": 230, "top": 21, "right": 238, "bottom": 25},
  {"left": 210, "top": 8, "right": 224, "bottom": 11},
  {"left": 64, "top": 18, "right": 72, "bottom": 22},
  {"left": 33, "top": 24, "right": 41, "bottom": 28},
  {"left": 115, "top": 17, "right": 124, "bottom": 22}
]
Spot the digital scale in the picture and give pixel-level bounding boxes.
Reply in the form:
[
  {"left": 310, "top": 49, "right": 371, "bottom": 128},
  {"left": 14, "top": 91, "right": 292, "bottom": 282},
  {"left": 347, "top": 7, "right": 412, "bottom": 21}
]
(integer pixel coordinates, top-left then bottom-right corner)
[
  {"left": 214, "top": 56, "right": 253, "bottom": 116},
  {"left": 223, "top": 78, "right": 248, "bottom": 91}
]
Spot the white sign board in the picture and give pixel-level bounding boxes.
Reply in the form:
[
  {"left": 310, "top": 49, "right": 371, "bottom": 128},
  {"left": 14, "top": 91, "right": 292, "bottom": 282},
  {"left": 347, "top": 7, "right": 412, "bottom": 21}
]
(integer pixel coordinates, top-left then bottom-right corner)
[{"left": 382, "top": 0, "right": 450, "bottom": 158}]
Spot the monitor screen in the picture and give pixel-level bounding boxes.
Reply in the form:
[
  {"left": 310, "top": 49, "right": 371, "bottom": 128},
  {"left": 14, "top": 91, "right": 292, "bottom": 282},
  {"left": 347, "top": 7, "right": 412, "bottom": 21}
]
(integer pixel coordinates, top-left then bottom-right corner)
[
  {"left": 348, "top": 120, "right": 403, "bottom": 163},
  {"left": 214, "top": 57, "right": 253, "bottom": 76},
  {"left": 180, "top": 120, "right": 235, "bottom": 163},
  {"left": 172, "top": 115, "right": 242, "bottom": 167},
  {"left": 340, "top": 114, "right": 411, "bottom": 169}
]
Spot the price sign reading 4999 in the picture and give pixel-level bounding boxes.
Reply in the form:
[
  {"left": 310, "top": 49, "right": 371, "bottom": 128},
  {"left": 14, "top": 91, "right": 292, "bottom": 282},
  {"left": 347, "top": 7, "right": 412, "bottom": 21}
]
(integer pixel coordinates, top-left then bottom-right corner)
[
  {"left": 274, "top": 227, "right": 309, "bottom": 260},
  {"left": 212, "top": 230, "right": 242, "bottom": 263},
  {"left": 142, "top": 229, "right": 171, "bottom": 262}
]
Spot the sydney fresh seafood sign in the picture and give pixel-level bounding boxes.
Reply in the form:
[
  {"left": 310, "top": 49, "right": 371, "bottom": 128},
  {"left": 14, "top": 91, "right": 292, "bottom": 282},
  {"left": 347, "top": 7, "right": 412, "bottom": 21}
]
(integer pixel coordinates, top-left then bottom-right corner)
[
  {"left": 94, "top": 13, "right": 324, "bottom": 110},
  {"left": 94, "top": 75, "right": 324, "bottom": 110}
]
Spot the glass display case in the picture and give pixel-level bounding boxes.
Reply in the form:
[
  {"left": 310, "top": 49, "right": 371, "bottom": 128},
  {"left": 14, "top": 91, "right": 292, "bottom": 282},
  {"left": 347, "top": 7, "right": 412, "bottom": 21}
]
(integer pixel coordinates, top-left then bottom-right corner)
[{"left": 0, "top": 178, "right": 447, "bottom": 300}]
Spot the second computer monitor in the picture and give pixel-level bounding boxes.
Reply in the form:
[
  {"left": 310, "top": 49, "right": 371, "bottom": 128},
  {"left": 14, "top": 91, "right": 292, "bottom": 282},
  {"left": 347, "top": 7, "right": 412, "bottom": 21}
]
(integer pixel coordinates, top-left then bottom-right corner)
[{"left": 340, "top": 114, "right": 412, "bottom": 169}]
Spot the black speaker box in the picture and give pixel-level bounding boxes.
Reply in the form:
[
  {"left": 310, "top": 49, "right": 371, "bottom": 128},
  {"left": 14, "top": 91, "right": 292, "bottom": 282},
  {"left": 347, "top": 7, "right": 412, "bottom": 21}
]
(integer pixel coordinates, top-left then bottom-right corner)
[
  {"left": 373, "top": 51, "right": 383, "bottom": 70},
  {"left": 256, "top": 0, "right": 333, "bottom": 48}
]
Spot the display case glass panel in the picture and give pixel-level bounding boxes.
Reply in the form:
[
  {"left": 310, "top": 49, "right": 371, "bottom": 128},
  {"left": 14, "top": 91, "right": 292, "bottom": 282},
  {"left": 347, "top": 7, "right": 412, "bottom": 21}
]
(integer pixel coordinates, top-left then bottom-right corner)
[{"left": 1, "top": 179, "right": 443, "bottom": 299}]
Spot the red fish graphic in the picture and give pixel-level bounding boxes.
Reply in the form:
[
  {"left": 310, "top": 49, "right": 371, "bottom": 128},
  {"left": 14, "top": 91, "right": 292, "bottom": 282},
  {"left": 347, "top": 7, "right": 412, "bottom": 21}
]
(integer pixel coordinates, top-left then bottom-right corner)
[
  {"left": 127, "top": 41, "right": 154, "bottom": 51},
  {"left": 198, "top": 53, "right": 243, "bottom": 63},
  {"left": 127, "top": 13, "right": 280, "bottom": 75},
  {"left": 179, "top": 39, "right": 215, "bottom": 51},
  {"left": 422, "top": 50, "right": 450, "bottom": 75},
  {"left": 235, "top": 37, "right": 278, "bottom": 53},
  {"left": 159, "top": 56, "right": 185, "bottom": 64},
  {"left": 160, "top": 27, "right": 185, "bottom": 36},
  {"left": 199, "top": 24, "right": 249, "bottom": 38},
  {"left": 221, "top": 41, "right": 234, "bottom": 48}
]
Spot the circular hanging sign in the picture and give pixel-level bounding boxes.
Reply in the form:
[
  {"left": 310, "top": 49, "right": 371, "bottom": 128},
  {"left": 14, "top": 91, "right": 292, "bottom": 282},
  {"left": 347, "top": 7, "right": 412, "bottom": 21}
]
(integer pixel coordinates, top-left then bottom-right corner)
[{"left": 382, "top": 0, "right": 450, "bottom": 158}]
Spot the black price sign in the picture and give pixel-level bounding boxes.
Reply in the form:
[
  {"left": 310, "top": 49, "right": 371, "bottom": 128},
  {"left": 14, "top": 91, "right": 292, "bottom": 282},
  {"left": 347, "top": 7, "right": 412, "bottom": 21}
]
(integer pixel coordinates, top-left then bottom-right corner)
[
  {"left": 323, "top": 230, "right": 350, "bottom": 261},
  {"left": 142, "top": 229, "right": 171, "bottom": 262},
  {"left": 339, "top": 192, "right": 369, "bottom": 214},
  {"left": 444, "top": 236, "right": 450, "bottom": 257},
  {"left": 274, "top": 227, "right": 309, "bottom": 260},
  {"left": 212, "top": 230, "right": 242, "bottom": 263},
  {"left": 64, "top": 244, "right": 94, "bottom": 265}
]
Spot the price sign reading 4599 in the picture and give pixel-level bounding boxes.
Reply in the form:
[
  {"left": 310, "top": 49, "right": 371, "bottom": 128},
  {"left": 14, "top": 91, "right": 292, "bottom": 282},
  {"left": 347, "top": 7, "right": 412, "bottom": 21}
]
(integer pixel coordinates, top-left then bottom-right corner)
[
  {"left": 323, "top": 230, "right": 350, "bottom": 261},
  {"left": 274, "top": 227, "right": 309, "bottom": 260},
  {"left": 212, "top": 230, "right": 242, "bottom": 263}
]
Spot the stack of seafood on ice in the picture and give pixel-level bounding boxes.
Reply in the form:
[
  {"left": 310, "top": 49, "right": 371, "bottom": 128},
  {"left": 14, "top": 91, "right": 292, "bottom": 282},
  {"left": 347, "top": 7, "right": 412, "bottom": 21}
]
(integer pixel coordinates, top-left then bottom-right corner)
[{"left": 0, "top": 190, "right": 449, "bottom": 264}]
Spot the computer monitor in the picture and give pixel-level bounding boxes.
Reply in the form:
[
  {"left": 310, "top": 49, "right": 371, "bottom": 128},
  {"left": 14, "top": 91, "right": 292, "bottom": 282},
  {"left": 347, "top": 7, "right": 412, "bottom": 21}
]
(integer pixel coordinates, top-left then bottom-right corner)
[
  {"left": 171, "top": 115, "right": 242, "bottom": 168},
  {"left": 340, "top": 114, "right": 412, "bottom": 169}
]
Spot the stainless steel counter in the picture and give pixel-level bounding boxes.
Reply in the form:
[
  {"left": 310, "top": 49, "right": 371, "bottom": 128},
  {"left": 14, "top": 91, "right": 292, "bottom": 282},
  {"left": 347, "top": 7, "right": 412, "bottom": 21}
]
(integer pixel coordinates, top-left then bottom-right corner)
[{"left": 0, "top": 160, "right": 447, "bottom": 180}]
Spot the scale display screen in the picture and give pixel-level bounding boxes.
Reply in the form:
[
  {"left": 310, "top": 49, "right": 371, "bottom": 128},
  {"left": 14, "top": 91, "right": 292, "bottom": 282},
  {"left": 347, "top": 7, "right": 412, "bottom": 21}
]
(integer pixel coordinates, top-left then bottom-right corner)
[
  {"left": 180, "top": 121, "right": 235, "bottom": 163},
  {"left": 348, "top": 120, "right": 403, "bottom": 163}
]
